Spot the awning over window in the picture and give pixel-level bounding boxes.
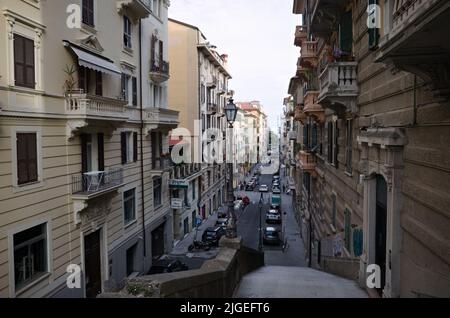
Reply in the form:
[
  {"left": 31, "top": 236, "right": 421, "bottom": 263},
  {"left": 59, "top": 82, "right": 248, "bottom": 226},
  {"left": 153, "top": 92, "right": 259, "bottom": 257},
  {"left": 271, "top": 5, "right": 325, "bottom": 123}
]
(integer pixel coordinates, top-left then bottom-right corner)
[{"left": 63, "top": 41, "right": 121, "bottom": 76}]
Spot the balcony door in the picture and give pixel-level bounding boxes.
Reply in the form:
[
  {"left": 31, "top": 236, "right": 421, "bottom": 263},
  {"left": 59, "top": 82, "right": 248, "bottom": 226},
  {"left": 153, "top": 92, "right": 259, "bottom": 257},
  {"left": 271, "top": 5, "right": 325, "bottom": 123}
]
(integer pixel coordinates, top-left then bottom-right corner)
[
  {"left": 375, "top": 175, "right": 387, "bottom": 296},
  {"left": 81, "top": 133, "right": 105, "bottom": 191}
]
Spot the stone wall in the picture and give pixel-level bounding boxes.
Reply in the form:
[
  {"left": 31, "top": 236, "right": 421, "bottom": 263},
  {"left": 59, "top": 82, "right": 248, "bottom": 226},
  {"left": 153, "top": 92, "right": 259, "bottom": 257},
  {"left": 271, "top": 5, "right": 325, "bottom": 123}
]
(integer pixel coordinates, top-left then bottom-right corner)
[{"left": 99, "top": 237, "right": 264, "bottom": 298}]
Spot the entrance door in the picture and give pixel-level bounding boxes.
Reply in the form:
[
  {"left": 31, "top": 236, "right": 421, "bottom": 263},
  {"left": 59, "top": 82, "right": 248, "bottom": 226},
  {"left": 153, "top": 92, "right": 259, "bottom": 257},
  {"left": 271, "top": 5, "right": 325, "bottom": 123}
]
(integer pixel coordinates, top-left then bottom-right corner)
[
  {"left": 84, "top": 230, "right": 102, "bottom": 298},
  {"left": 151, "top": 224, "right": 165, "bottom": 260},
  {"left": 375, "top": 175, "right": 387, "bottom": 296}
]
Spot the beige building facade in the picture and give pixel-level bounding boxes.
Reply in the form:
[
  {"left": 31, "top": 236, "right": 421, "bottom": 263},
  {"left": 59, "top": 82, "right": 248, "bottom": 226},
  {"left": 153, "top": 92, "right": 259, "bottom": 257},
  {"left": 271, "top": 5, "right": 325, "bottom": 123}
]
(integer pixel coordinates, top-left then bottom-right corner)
[
  {"left": 168, "top": 19, "right": 231, "bottom": 240},
  {"left": 0, "top": 0, "right": 178, "bottom": 298},
  {"left": 288, "top": 0, "right": 450, "bottom": 297}
]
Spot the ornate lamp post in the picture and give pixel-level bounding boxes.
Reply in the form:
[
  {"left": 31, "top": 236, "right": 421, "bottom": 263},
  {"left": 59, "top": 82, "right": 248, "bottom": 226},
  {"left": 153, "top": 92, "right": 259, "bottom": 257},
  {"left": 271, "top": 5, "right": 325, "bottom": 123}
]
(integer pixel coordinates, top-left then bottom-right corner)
[{"left": 224, "top": 98, "right": 238, "bottom": 238}]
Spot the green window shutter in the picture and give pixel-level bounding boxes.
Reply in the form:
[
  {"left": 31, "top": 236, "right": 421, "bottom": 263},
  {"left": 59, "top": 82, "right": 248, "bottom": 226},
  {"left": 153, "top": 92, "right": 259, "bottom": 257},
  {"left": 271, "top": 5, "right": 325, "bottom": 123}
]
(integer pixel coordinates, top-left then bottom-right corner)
[
  {"left": 368, "top": 0, "right": 380, "bottom": 50},
  {"left": 340, "top": 10, "right": 353, "bottom": 55}
]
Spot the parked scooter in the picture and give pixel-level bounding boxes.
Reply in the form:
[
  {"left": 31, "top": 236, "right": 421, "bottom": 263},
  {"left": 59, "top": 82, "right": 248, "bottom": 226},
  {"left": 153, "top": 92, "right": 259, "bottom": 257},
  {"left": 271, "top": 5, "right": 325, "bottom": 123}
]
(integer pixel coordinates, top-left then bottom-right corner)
[{"left": 188, "top": 240, "right": 213, "bottom": 252}]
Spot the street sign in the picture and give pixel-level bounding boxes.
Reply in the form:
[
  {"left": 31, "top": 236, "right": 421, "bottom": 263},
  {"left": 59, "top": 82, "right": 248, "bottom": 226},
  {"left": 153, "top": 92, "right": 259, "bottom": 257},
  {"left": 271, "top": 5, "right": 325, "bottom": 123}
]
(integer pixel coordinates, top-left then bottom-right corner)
[
  {"left": 169, "top": 179, "right": 189, "bottom": 189},
  {"left": 171, "top": 198, "right": 183, "bottom": 209}
]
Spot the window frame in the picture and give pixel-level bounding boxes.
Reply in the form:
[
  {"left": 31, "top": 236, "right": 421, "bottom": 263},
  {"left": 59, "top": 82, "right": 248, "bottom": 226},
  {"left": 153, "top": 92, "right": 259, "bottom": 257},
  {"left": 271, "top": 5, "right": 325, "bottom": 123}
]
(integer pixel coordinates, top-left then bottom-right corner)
[
  {"left": 123, "top": 16, "right": 132, "bottom": 49},
  {"left": 82, "top": 0, "right": 95, "bottom": 27},
  {"left": 123, "top": 188, "right": 137, "bottom": 226},
  {"left": 9, "top": 219, "right": 52, "bottom": 297},
  {"left": 13, "top": 34, "right": 35, "bottom": 89},
  {"left": 11, "top": 127, "right": 43, "bottom": 192},
  {"left": 153, "top": 177, "right": 162, "bottom": 208}
]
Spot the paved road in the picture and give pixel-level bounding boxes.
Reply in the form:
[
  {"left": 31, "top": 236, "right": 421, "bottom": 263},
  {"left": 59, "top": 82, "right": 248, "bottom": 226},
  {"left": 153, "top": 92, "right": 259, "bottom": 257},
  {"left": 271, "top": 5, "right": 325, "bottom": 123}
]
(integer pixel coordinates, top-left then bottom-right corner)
[{"left": 236, "top": 169, "right": 307, "bottom": 267}]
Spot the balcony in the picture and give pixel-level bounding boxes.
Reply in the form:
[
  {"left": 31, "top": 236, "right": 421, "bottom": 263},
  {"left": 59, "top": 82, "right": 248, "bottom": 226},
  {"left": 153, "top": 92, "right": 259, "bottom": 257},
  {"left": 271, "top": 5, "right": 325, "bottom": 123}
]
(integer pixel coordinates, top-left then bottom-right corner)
[
  {"left": 376, "top": 0, "right": 450, "bottom": 97},
  {"left": 65, "top": 92, "right": 128, "bottom": 139},
  {"left": 293, "top": 0, "right": 305, "bottom": 14},
  {"left": 310, "top": 0, "right": 347, "bottom": 38},
  {"left": 207, "top": 103, "right": 218, "bottom": 114},
  {"left": 318, "top": 62, "right": 358, "bottom": 115},
  {"left": 299, "top": 41, "right": 318, "bottom": 69},
  {"left": 171, "top": 163, "right": 203, "bottom": 181},
  {"left": 71, "top": 168, "right": 124, "bottom": 224},
  {"left": 152, "top": 157, "right": 175, "bottom": 174},
  {"left": 296, "top": 59, "right": 309, "bottom": 82},
  {"left": 294, "top": 106, "right": 307, "bottom": 124},
  {"left": 149, "top": 59, "right": 170, "bottom": 84},
  {"left": 294, "top": 25, "right": 308, "bottom": 47},
  {"left": 304, "top": 91, "right": 325, "bottom": 124},
  {"left": 144, "top": 107, "right": 179, "bottom": 133},
  {"left": 117, "top": 0, "right": 152, "bottom": 20},
  {"left": 298, "top": 151, "right": 317, "bottom": 176}
]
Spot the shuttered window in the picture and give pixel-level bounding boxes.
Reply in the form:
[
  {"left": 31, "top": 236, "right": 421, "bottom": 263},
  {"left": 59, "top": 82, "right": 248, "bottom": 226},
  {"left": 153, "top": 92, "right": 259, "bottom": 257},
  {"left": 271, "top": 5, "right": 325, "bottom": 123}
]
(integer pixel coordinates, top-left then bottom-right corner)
[
  {"left": 14, "top": 34, "right": 35, "bottom": 89},
  {"left": 327, "top": 122, "right": 333, "bottom": 163},
  {"left": 82, "top": 0, "right": 95, "bottom": 27},
  {"left": 17, "top": 133, "right": 38, "bottom": 185},
  {"left": 346, "top": 119, "right": 353, "bottom": 174}
]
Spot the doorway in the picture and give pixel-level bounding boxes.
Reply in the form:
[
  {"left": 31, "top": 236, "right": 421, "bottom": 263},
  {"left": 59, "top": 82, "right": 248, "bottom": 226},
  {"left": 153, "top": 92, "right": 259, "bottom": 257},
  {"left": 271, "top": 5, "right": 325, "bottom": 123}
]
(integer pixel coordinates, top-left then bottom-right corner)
[
  {"left": 84, "top": 230, "right": 102, "bottom": 298},
  {"left": 151, "top": 223, "right": 165, "bottom": 260},
  {"left": 375, "top": 175, "right": 387, "bottom": 296}
]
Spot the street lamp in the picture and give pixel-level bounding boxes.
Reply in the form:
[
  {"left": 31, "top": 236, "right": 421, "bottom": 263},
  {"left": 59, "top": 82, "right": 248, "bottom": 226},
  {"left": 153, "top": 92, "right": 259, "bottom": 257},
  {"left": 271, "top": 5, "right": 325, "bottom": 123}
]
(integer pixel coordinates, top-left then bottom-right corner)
[{"left": 225, "top": 98, "right": 238, "bottom": 238}]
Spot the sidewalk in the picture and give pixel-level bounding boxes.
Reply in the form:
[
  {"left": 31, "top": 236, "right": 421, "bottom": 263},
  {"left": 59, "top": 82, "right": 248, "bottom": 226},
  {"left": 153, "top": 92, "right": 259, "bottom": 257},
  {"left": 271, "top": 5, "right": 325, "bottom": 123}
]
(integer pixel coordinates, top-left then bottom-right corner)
[{"left": 171, "top": 205, "right": 228, "bottom": 257}]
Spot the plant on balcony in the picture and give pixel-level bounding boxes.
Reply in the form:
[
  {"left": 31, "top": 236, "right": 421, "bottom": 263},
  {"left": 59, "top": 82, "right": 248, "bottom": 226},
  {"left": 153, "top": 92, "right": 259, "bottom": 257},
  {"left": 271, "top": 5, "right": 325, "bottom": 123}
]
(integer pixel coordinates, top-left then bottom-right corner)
[{"left": 63, "top": 64, "right": 79, "bottom": 96}]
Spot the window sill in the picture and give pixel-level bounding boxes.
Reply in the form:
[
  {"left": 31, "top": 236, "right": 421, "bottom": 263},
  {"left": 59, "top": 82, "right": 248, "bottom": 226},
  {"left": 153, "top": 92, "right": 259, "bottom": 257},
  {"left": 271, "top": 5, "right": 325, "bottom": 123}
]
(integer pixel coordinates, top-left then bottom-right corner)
[
  {"left": 124, "top": 219, "right": 137, "bottom": 229},
  {"left": 122, "top": 47, "right": 134, "bottom": 57},
  {"left": 81, "top": 23, "right": 97, "bottom": 35},
  {"left": 8, "top": 85, "right": 44, "bottom": 95},
  {"left": 13, "top": 180, "right": 44, "bottom": 194},
  {"left": 344, "top": 171, "right": 353, "bottom": 178},
  {"left": 14, "top": 272, "right": 51, "bottom": 297}
]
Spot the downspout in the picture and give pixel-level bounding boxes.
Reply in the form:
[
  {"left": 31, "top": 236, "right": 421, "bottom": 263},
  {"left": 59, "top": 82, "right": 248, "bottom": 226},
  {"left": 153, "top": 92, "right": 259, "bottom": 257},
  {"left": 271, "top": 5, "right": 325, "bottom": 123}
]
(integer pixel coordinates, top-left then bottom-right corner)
[
  {"left": 412, "top": 75, "right": 417, "bottom": 127},
  {"left": 197, "top": 30, "right": 202, "bottom": 215},
  {"left": 139, "top": 19, "right": 147, "bottom": 259}
]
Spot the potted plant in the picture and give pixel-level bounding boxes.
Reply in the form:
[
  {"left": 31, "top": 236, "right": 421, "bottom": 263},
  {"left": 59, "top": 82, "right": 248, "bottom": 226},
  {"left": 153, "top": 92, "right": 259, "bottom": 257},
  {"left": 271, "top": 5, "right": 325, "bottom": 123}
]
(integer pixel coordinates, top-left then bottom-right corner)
[{"left": 63, "top": 64, "right": 79, "bottom": 96}]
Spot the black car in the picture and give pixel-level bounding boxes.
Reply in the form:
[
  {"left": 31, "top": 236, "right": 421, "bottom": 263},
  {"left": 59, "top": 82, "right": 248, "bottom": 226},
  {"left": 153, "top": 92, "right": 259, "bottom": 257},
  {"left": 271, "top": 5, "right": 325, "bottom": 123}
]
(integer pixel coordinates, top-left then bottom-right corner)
[
  {"left": 148, "top": 259, "right": 188, "bottom": 274},
  {"left": 202, "top": 226, "right": 226, "bottom": 246},
  {"left": 245, "top": 182, "right": 255, "bottom": 191},
  {"left": 263, "top": 227, "right": 281, "bottom": 245}
]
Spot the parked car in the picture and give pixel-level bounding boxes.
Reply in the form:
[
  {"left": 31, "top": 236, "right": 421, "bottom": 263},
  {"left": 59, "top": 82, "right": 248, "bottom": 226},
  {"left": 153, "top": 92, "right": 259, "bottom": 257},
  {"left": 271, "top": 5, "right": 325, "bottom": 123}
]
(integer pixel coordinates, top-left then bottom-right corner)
[
  {"left": 245, "top": 182, "right": 255, "bottom": 191},
  {"left": 202, "top": 226, "right": 226, "bottom": 246},
  {"left": 148, "top": 258, "right": 188, "bottom": 274},
  {"left": 215, "top": 218, "right": 229, "bottom": 230},
  {"left": 263, "top": 227, "right": 281, "bottom": 245},
  {"left": 272, "top": 187, "right": 281, "bottom": 194},
  {"left": 242, "top": 196, "right": 250, "bottom": 206},
  {"left": 234, "top": 200, "right": 243, "bottom": 211},
  {"left": 259, "top": 184, "right": 269, "bottom": 192},
  {"left": 266, "top": 209, "right": 281, "bottom": 224}
]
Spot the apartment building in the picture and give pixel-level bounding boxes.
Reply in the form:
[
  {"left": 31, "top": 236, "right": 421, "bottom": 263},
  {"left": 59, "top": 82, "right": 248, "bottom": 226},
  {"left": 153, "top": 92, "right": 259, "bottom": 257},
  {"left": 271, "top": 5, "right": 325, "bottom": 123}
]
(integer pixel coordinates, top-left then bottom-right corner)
[
  {"left": 289, "top": 0, "right": 450, "bottom": 297},
  {"left": 168, "top": 19, "right": 231, "bottom": 239},
  {"left": 236, "top": 101, "right": 269, "bottom": 171},
  {"left": 0, "top": 0, "right": 178, "bottom": 298}
]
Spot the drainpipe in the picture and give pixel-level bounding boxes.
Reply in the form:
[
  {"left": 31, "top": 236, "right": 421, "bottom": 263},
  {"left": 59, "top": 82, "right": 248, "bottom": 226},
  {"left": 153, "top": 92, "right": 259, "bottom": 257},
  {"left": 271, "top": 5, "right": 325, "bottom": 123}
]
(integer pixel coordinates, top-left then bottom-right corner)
[
  {"left": 412, "top": 75, "right": 417, "bottom": 127},
  {"left": 139, "top": 19, "right": 147, "bottom": 260}
]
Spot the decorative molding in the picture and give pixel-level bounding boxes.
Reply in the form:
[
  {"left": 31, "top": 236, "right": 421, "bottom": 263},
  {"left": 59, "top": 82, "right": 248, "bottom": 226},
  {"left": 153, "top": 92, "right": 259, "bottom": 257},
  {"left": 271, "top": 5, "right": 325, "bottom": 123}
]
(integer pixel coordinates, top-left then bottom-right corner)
[
  {"left": 66, "top": 120, "right": 88, "bottom": 140},
  {"left": 79, "top": 35, "right": 104, "bottom": 53}
]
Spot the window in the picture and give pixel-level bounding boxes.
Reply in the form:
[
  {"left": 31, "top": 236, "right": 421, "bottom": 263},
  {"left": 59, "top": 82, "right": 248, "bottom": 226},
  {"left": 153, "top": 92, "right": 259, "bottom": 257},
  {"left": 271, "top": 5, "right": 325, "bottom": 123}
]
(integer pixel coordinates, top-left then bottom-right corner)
[
  {"left": 192, "top": 180, "right": 196, "bottom": 200},
  {"left": 184, "top": 189, "right": 189, "bottom": 207},
  {"left": 123, "top": 16, "right": 132, "bottom": 49},
  {"left": 82, "top": 0, "right": 95, "bottom": 27},
  {"left": 124, "top": 188, "right": 136, "bottom": 225},
  {"left": 201, "top": 84, "right": 206, "bottom": 104},
  {"left": 126, "top": 244, "right": 137, "bottom": 276},
  {"left": 333, "top": 121, "right": 339, "bottom": 167},
  {"left": 13, "top": 223, "right": 48, "bottom": 290},
  {"left": 327, "top": 121, "right": 338, "bottom": 166},
  {"left": 16, "top": 133, "right": 38, "bottom": 185},
  {"left": 121, "top": 132, "right": 138, "bottom": 164},
  {"left": 153, "top": 177, "right": 162, "bottom": 207},
  {"left": 192, "top": 211, "right": 197, "bottom": 230},
  {"left": 121, "top": 74, "right": 136, "bottom": 105},
  {"left": 346, "top": 119, "right": 353, "bottom": 174},
  {"left": 368, "top": 0, "right": 380, "bottom": 50},
  {"left": 14, "top": 34, "right": 35, "bottom": 89},
  {"left": 339, "top": 10, "right": 353, "bottom": 55},
  {"left": 327, "top": 122, "right": 333, "bottom": 163},
  {"left": 152, "top": 0, "right": 161, "bottom": 17}
]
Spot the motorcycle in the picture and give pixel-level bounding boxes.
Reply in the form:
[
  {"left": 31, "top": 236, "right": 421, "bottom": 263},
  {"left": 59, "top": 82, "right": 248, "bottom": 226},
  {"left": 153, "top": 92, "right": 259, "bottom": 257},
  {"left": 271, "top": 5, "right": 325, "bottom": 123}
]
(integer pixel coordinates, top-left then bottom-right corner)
[{"left": 188, "top": 240, "right": 213, "bottom": 252}]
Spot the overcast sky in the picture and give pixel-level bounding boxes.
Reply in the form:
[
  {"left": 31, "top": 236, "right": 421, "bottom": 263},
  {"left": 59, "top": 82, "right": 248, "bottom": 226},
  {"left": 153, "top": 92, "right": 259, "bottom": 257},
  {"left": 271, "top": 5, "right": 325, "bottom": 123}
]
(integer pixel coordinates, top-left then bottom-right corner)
[{"left": 169, "top": 0, "right": 300, "bottom": 130}]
